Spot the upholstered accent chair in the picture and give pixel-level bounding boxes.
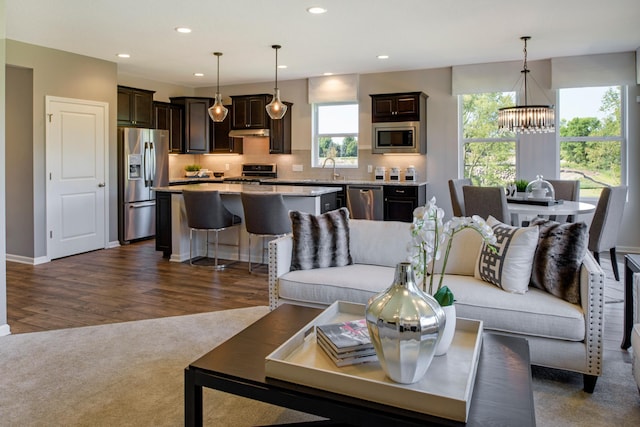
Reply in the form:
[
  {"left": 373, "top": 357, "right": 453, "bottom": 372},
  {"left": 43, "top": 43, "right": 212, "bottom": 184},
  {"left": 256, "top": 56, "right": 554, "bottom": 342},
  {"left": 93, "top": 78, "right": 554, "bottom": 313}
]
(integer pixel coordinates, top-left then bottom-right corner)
[
  {"left": 448, "top": 178, "right": 472, "bottom": 217},
  {"left": 588, "top": 185, "right": 628, "bottom": 281},
  {"left": 462, "top": 185, "right": 511, "bottom": 224},
  {"left": 546, "top": 179, "right": 580, "bottom": 222}
]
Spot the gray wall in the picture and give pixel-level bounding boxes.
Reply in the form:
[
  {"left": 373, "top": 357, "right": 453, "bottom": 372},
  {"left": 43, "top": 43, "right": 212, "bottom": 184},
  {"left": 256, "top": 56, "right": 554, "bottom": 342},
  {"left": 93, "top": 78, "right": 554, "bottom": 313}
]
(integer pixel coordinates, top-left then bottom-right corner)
[
  {"left": 5, "top": 65, "right": 33, "bottom": 258},
  {"left": 5, "top": 40, "right": 118, "bottom": 258},
  {"left": 1, "top": 0, "right": 7, "bottom": 333}
]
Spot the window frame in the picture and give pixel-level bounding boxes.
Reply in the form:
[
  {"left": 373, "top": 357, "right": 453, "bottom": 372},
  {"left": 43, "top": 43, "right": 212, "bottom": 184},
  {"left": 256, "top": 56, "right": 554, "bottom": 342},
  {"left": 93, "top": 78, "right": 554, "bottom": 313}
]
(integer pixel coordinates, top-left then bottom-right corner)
[
  {"left": 458, "top": 92, "right": 518, "bottom": 185},
  {"left": 311, "top": 101, "right": 359, "bottom": 169},
  {"left": 556, "top": 86, "right": 627, "bottom": 200}
]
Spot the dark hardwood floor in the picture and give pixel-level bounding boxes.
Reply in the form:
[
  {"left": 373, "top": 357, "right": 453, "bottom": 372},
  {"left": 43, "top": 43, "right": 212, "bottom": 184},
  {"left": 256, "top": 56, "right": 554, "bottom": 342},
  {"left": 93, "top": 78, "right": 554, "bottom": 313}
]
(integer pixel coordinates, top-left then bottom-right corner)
[{"left": 6, "top": 239, "right": 269, "bottom": 334}]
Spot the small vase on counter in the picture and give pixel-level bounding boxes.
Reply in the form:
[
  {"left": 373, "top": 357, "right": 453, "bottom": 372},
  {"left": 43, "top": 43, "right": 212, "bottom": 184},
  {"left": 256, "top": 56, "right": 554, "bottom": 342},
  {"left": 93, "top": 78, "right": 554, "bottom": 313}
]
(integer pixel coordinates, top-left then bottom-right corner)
[{"left": 365, "top": 262, "right": 445, "bottom": 384}]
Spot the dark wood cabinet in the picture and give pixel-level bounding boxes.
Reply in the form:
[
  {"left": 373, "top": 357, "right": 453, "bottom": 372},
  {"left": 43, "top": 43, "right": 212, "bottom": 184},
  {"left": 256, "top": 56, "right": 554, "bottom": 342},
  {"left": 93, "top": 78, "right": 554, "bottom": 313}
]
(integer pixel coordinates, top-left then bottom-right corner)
[
  {"left": 170, "top": 97, "right": 213, "bottom": 154},
  {"left": 212, "top": 105, "right": 242, "bottom": 154},
  {"left": 118, "top": 86, "right": 154, "bottom": 127},
  {"left": 383, "top": 184, "right": 427, "bottom": 222},
  {"left": 370, "top": 92, "right": 427, "bottom": 123},
  {"left": 269, "top": 102, "right": 293, "bottom": 154},
  {"left": 154, "top": 101, "right": 184, "bottom": 153},
  {"left": 155, "top": 191, "right": 172, "bottom": 257},
  {"left": 231, "top": 94, "right": 270, "bottom": 129}
]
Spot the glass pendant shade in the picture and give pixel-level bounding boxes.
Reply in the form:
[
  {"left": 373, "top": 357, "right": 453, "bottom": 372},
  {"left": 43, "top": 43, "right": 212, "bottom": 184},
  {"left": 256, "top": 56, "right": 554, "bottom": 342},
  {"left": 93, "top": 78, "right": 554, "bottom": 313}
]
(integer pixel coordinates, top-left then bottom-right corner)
[
  {"left": 266, "top": 44, "right": 287, "bottom": 120},
  {"left": 208, "top": 52, "right": 228, "bottom": 122},
  {"left": 498, "top": 37, "right": 555, "bottom": 134},
  {"left": 266, "top": 89, "right": 287, "bottom": 120},
  {"left": 208, "top": 93, "right": 228, "bottom": 122}
]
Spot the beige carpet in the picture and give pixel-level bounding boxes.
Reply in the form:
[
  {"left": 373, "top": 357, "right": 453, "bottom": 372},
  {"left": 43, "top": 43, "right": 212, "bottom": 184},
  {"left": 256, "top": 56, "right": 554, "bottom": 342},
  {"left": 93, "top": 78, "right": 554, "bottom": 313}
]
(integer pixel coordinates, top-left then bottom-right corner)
[{"left": 1, "top": 298, "right": 640, "bottom": 426}]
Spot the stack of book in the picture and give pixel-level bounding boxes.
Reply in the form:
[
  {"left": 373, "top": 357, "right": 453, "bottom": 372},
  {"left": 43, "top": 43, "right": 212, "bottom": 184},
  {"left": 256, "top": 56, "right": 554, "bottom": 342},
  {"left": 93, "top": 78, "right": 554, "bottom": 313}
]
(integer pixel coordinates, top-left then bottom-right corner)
[{"left": 316, "top": 319, "right": 378, "bottom": 367}]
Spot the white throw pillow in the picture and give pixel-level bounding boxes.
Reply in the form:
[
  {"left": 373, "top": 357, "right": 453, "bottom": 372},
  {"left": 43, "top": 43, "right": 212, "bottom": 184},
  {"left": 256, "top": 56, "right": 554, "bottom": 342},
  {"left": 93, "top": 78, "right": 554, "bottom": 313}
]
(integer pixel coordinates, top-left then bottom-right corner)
[
  {"left": 433, "top": 227, "right": 483, "bottom": 276},
  {"left": 474, "top": 216, "right": 539, "bottom": 294}
]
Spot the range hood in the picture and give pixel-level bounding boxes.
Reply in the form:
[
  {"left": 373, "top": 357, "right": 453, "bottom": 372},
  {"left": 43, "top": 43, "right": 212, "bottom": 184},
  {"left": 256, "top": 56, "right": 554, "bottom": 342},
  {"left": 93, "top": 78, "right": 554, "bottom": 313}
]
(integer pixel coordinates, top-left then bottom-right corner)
[{"left": 228, "top": 129, "right": 270, "bottom": 138}]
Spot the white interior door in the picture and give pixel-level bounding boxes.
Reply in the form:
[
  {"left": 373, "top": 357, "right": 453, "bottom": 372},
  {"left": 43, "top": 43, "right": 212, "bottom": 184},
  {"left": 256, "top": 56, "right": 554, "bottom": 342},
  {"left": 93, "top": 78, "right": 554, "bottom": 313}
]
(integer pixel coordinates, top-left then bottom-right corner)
[{"left": 46, "top": 96, "right": 108, "bottom": 260}]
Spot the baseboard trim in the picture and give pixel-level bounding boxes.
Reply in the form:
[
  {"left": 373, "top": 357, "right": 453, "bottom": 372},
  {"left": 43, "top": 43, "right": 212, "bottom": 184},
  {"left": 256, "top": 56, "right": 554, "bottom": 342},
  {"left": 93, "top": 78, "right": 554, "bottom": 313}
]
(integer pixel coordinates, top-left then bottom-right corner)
[
  {"left": 5, "top": 254, "right": 49, "bottom": 265},
  {"left": 618, "top": 246, "right": 640, "bottom": 255},
  {"left": 0, "top": 324, "right": 11, "bottom": 337}
]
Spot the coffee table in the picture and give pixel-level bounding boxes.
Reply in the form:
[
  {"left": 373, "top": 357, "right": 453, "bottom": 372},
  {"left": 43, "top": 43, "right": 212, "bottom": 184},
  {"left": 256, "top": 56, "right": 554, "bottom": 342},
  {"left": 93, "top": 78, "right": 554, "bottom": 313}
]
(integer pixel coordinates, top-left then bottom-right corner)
[
  {"left": 185, "top": 304, "right": 536, "bottom": 426},
  {"left": 621, "top": 254, "right": 640, "bottom": 349}
]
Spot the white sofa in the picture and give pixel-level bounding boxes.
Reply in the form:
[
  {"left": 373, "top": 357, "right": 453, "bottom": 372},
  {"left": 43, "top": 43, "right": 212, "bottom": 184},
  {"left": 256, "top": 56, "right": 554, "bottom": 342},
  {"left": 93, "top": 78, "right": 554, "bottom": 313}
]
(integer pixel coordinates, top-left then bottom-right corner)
[{"left": 268, "top": 219, "right": 606, "bottom": 392}]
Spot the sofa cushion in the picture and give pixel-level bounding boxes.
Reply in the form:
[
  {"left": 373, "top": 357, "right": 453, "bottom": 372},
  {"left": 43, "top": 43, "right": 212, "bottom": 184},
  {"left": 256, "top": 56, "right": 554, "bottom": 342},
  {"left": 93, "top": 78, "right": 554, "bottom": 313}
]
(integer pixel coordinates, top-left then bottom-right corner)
[
  {"left": 289, "top": 207, "right": 352, "bottom": 271},
  {"left": 439, "top": 274, "right": 586, "bottom": 341},
  {"left": 434, "top": 227, "right": 484, "bottom": 276},
  {"left": 349, "top": 219, "right": 412, "bottom": 268},
  {"left": 279, "top": 264, "right": 394, "bottom": 306},
  {"left": 475, "top": 216, "right": 539, "bottom": 294},
  {"left": 529, "top": 218, "right": 588, "bottom": 304}
]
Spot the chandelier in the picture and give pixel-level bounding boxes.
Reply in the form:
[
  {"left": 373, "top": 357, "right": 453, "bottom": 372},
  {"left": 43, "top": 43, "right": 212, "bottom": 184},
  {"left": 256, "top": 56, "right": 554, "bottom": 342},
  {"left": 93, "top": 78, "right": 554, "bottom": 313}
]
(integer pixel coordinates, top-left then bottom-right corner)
[
  {"left": 208, "top": 52, "right": 228, "bottom": 122},
  {"left": 498, "top": 37, "right": 555, "bottom": 134},
  {"left": 265, "top": 45, "right": 288, "bottom": 120}
]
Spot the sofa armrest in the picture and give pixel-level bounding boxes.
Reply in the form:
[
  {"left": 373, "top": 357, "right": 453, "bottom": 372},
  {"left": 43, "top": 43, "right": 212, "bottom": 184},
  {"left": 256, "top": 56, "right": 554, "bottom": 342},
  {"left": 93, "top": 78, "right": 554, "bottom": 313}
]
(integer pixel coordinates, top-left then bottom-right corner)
[
  {"left": 268, "top": 234, "right": 293, "bottom": 310},
  {"left": 579, "top": 251, "right": 605, "bottom": 377}
]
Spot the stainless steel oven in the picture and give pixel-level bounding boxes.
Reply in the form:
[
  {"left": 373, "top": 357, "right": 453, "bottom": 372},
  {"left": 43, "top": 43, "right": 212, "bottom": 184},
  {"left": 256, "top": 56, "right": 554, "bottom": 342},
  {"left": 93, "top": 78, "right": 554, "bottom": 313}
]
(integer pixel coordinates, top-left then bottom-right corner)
[{"left": 223, "top": 163, "right": 277, "bottom": 184}]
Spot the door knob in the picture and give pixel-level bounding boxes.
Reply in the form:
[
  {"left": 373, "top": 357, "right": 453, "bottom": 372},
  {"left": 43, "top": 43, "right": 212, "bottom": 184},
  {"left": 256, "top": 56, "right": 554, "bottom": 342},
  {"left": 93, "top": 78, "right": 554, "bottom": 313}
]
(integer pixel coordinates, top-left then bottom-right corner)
[{"left": 98, "top": 183, "right": 106, "bottom": 187}]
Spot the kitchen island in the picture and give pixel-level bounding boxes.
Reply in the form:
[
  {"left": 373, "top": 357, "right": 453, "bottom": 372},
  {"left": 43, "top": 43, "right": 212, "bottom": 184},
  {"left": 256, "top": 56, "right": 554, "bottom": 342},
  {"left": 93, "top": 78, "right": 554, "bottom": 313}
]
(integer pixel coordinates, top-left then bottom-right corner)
[{"left": 153, "top": 183, "right": 340, "bottom": 262}]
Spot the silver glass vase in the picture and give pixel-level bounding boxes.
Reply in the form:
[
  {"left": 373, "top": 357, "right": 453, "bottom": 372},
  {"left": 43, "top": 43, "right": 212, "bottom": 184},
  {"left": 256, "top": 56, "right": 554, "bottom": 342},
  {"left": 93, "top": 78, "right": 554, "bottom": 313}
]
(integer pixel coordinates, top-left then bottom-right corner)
[{"left": 365, "top": 262, "right": 445, "bottom": 384}]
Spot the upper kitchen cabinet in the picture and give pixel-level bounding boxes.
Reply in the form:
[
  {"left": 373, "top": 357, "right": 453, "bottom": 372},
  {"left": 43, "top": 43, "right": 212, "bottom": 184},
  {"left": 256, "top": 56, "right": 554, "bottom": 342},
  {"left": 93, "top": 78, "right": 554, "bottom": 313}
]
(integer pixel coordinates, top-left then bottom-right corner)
[
  {"left": 231, "top": 94, "right": 270, "bottom": 129},
  {"left": 153, "top": 101, "right": 184, "bottom": 153},
  {"left": 169, "top": 96, "right": 213, "bottom": 154},
  {"left": 212, "top": 105, "right": 242, "bottom": 154},
  {"left": 118, "top": 86, "right": 155, "bottom": 127},
  {"left": 269, "top": 102, "right": 293, "bottom": 154},
  {"left": 370, "top": 92, "right": 427, "bottom": 123}
]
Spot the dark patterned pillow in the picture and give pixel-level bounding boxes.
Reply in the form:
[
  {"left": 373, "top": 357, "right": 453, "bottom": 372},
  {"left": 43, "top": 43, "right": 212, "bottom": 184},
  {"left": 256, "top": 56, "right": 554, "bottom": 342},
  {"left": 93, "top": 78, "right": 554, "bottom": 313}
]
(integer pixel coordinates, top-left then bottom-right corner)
[
  {"left": 475, "top": 216, "right": 539, "bottom": 294},
  {"left": 529, "top": 218, "right": 588, "bottom": 304},
  {"left": 289, "top": 207, "right": 353, "bottom": 271}
]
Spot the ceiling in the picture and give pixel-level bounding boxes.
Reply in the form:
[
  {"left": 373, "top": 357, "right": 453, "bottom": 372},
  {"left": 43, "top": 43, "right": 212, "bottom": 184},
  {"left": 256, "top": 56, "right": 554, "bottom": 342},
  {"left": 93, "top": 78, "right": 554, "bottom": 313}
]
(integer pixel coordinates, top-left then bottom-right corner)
[{"left": 6, "top": 0, "right": 640, "bottom": 88}]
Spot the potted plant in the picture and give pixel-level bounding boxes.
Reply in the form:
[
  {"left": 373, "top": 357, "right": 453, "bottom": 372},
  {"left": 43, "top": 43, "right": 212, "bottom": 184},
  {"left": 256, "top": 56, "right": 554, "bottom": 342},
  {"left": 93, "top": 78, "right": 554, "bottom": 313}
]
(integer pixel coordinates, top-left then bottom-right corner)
[
  {"left": 515, "top": 179, "right": 529, "bottom": 194},
  {"left": 184, "top": 164, "right": 201, "bottom": 177}
]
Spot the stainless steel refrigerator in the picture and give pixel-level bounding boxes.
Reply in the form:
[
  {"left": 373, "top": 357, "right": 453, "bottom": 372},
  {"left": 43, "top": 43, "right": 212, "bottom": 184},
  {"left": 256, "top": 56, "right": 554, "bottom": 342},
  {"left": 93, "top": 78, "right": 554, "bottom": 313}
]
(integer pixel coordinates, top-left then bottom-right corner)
[{"left": 118, "top": 127, "right": 169, "bottom": 244}]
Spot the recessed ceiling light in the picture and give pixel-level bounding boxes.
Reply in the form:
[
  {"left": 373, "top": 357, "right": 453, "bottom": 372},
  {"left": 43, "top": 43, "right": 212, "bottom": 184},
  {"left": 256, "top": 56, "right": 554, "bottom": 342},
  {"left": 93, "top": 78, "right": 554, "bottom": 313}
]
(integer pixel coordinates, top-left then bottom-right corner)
[
  {"left": 117, "top": 53, "right": 130, "bottom": 58},
  {"left": 307, "top": 7, "right": 327, "bottom": 14},
  {"left": 377, "top": 55, "right": 389, "bottom": 60},
  {"left": 278, "top": 65, "right": 287, "bottom": 69},
  {"left": 323, "top": 72, "right": 334, "bottom": 76},
  {"left": 175, "top": 27, "right": 192, "bottom": 33},
  {"left": 194, "top": 73, "right": 204, "bottom": 77}
]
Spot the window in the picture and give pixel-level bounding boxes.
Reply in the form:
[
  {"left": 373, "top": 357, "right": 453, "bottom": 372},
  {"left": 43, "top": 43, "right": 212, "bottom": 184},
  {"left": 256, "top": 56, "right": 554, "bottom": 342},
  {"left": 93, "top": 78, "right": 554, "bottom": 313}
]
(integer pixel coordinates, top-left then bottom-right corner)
[
  {"left": 558, "top": 86, "right": 625, "bottom": 198},
  {"left": 312, "top": 102, "right": 358, "bottom": 168},
  {"left": 460, "top": 92, "right": 516, "bottom": 185}
]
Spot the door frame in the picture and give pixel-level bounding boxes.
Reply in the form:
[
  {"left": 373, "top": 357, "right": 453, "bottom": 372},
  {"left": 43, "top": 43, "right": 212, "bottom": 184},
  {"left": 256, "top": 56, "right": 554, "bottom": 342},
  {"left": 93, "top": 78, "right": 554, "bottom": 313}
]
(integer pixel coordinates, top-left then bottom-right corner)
[{"left": 45, "top": 95, "right": 110, "bottom": 262}]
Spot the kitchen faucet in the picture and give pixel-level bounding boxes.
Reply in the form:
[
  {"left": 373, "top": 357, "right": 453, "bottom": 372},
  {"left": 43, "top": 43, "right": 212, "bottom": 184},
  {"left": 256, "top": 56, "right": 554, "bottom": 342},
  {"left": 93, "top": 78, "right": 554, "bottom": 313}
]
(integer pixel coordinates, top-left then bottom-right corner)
[{"left": 322, "top": 157, "right": 339, "bottom": 180}]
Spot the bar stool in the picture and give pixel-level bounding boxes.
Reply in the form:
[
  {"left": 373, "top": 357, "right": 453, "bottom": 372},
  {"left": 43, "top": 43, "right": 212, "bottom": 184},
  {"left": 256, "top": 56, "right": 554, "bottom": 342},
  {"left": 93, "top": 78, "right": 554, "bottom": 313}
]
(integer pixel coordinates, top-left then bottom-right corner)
[
  {"left": 182, "top": 190, "right": 241, "bottom": 269},
  {"left": 241, "top": 192, "right": 291, "bottom": 273}
]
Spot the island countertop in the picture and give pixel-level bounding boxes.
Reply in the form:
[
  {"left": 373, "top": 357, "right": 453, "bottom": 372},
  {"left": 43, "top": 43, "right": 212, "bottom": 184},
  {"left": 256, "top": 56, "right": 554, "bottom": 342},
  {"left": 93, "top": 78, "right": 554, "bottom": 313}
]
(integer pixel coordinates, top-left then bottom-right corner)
[{"left": 153, "top": 182, "right": 341, "bottom": 196}]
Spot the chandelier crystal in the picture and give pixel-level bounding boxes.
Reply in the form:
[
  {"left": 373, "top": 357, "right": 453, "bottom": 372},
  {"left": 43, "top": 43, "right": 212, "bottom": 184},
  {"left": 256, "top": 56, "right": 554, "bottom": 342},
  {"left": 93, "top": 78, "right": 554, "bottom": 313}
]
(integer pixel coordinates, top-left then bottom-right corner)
[
  {"left": 498, "top": 37, "right": 555, "bottom": 134},
  {"left": 265, "top": 45, "right": 288, "bottom": 120},
  {"left": 208, "top": 52, "right": 228, "bottom": 122}
]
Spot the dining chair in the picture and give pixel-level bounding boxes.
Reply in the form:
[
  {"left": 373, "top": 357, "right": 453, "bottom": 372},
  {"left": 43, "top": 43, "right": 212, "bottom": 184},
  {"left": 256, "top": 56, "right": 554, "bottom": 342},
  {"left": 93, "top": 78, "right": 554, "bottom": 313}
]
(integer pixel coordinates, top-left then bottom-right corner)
[
  {"left": 241, "top": 192, "right": 292, "bottom": 273},
  {"left": 448, "top": 178, "right": 472, "bottom": 217},
  {"left": 182, "top": 190, "right": 242, "bottom": 269},
  {"left": 546, "top": 179, "right": 580, "bottom": 222},
  {"left": 588, "top": 185, "right": 628, "bottom": 281},
  {"left": 462, "top": 186, "right": 510, "bottom": 224}
]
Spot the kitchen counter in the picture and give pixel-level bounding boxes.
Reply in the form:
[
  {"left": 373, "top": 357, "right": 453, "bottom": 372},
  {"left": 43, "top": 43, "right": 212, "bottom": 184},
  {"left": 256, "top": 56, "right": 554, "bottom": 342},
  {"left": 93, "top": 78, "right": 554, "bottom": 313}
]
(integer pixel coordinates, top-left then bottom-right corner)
[
  {"left": 153, "top": 183, "right": 340, "bottom": 262},
  {"left": 154, "top": 182, "right": 341, "bottom": 196},
  {"left": 169, "top": 177, "right": 224, "bottom": 185},
  {"left": 265, "top": 178, "right": 428, "bottom": 186}
]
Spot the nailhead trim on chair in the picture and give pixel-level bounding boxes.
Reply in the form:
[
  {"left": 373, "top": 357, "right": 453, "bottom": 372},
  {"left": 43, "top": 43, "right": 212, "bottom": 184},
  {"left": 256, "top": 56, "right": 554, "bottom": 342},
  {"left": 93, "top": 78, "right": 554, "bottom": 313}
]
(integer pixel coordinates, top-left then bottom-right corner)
[
  {"left": 584, "top": 252, "right": 605, "bottom": 376},
  {"left": 268, "top": 238, "right": 280, "bottom": 311}
]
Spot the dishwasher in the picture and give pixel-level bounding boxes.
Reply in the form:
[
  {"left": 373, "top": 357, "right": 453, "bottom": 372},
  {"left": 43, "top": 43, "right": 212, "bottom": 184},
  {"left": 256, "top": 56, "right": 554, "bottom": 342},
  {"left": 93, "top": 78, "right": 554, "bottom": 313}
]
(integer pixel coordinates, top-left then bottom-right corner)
[{"left": 346, "top": 185, "right": 384, "bottom": 220}]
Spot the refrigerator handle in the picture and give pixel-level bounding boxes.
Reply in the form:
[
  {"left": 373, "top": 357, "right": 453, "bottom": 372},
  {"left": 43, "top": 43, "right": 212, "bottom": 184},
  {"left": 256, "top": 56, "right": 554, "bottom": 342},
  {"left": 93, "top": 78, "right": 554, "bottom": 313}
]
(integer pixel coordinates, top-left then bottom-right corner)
[
  {"left": 149, "top": 142, "right": 156, "bottom": 186},
  {"left": 143, "top": 141, "right": 150, "bottom": 187}
]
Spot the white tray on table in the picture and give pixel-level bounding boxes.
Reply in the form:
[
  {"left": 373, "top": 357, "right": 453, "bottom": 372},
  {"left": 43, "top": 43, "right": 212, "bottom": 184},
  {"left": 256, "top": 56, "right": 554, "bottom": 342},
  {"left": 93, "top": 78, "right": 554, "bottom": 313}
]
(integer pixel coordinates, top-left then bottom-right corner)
[{"left": 265, "top": 301, "right": 483, "bottom": 422}]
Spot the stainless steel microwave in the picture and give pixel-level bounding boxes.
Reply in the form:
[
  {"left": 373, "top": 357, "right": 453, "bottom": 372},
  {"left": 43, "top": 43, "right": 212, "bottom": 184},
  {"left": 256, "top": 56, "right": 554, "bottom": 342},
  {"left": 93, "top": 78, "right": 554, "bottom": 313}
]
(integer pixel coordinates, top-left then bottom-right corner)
[{"left": 372, "top": 121, "right": 424, "bottom": 154}]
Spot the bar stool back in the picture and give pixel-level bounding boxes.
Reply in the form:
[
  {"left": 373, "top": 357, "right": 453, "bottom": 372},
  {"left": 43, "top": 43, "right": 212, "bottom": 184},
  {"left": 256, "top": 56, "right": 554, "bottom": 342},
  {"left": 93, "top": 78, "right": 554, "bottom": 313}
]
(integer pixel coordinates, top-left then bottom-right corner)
[
  {"left": 241, "top": 193, "right": 291, "bottom": 272},
  {"left": 182, "top": 190, "right": 241, "bottom": 269}
]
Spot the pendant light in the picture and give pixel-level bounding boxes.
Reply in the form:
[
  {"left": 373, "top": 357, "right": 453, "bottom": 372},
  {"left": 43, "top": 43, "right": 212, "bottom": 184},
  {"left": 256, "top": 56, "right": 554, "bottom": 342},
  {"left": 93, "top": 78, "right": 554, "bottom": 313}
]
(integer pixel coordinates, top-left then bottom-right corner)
[
  {"left": 208, "top": 52, "right": 228, "bottom": 122},
  {"left": 265, "top": 44, "right": 288, "bottom": 120},
  {"left": 498, "top": 37, "right": 555, "bottom": 134}
]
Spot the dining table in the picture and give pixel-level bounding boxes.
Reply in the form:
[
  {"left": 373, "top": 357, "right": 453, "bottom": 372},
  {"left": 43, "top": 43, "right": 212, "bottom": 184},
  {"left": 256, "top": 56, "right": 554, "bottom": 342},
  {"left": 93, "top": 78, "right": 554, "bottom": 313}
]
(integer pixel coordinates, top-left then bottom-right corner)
[{"left": 507, "top": 199, "right": 596, "bottom": 225}]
